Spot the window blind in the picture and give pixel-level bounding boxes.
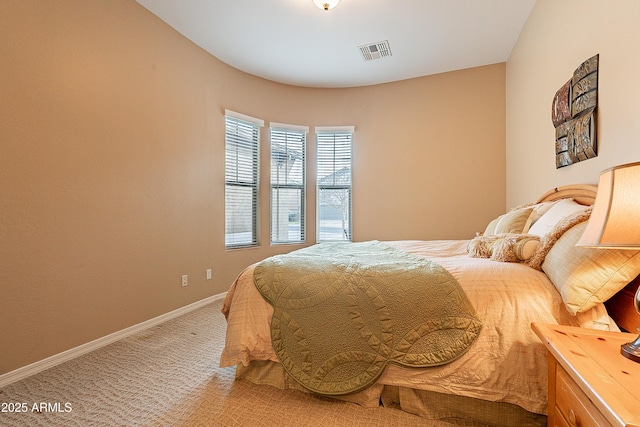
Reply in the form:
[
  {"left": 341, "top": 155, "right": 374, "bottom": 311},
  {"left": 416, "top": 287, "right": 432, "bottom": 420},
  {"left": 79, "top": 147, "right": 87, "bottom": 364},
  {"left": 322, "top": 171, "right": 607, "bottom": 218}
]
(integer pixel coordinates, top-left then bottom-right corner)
[
  {"left": 270, "top": 124, "right": 307, "bottom": 244},
  {"left": 316, "top": 127, "right": 354, "bottom": 242},
  {"left": 225, "top": 112, "right": 262, "bottom": 248}
]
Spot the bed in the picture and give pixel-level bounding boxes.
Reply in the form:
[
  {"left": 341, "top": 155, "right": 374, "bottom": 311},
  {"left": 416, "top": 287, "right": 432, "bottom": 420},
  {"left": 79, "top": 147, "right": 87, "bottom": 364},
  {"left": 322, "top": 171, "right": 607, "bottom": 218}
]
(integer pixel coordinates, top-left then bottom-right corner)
[{"left": 219, "top": 184, "right": 640, "bottom": 426}]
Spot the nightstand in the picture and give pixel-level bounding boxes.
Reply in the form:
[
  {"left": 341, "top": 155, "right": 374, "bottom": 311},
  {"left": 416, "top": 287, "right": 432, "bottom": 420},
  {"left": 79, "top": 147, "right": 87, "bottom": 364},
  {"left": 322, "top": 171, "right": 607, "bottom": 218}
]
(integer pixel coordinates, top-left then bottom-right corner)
[{"left": 532, "top": 323, "right": 640, "bottom": 427}]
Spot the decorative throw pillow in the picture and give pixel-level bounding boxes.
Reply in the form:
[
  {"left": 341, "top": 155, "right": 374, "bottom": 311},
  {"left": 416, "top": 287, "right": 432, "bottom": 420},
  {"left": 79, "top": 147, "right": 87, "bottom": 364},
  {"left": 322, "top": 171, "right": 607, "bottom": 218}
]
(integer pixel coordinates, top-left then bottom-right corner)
[
  {"left": 467, "top": 235, "right": 499, "bottom": 258},
  {"left": 468, "top": 233, "right": 541, "bottom": 263},
  {"left": 541, "top": 220, "right": 640, "bottom": 315},
  {"left": 491, "top": 235, "right": 542, "bottom": 263},
  {"left": 528, "top": 199, "right": 589, "bottom": 237},
  {"left": 483, "top": 207, "right": 535, "bottom": 236},
  {"left": 527, "top": 208, "right": 592, "bottom": 271}
]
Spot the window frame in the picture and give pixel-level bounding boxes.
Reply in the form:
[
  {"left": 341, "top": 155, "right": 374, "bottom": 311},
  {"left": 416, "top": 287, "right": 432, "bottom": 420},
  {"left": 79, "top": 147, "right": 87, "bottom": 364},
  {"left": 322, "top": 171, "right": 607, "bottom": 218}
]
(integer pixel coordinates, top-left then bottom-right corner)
[
  {"left": 315, "top": 126, "right": 354, "bottom": 242},
  {"left": 269, "top": 122, "right": 308, "bottom": 245},
  {"left": 224, "top": 110, "right": 264, "bottom": 249}
]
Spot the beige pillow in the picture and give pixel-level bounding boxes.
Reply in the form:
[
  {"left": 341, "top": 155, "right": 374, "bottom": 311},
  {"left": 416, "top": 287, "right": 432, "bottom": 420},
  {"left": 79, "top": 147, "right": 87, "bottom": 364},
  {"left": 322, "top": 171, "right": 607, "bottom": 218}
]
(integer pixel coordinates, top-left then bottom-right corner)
[
  {"left": 483, "top": 207, "right": 535, "bottom": 236},
  {"left": 542, "top": 221, "right": 640, "bottom": 315},
  {"left": 528, "top": 199, "right": 588, "bottom": 237}
]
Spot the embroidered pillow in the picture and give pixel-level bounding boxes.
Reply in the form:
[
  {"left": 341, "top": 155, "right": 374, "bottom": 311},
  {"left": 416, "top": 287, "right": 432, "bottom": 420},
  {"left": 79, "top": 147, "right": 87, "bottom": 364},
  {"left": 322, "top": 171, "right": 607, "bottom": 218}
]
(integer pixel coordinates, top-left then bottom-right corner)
[{"left": 483, "top": 208, "right": 535, "bottom": 236}]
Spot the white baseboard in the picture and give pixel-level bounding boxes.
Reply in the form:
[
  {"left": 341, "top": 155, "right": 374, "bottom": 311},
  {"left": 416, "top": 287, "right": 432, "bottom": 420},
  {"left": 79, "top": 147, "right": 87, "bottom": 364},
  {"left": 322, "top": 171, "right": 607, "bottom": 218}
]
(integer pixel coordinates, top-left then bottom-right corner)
[{"left": 0, "top": 293, "right": 227, "bottom": 388}]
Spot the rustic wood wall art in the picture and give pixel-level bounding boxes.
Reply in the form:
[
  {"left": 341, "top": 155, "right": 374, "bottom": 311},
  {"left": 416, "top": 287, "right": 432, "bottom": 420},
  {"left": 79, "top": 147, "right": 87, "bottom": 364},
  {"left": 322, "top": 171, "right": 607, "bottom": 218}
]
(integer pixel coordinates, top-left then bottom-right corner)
[{"left": 552, "top": 54, "right": 599, "bottom": 168}]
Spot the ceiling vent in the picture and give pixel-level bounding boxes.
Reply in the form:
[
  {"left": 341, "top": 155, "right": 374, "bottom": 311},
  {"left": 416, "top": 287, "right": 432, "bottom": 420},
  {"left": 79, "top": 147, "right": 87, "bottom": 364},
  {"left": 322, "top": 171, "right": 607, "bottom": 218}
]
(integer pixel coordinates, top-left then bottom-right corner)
[{"left": 358, "top": 40, "right": 392, "bottom": 61}]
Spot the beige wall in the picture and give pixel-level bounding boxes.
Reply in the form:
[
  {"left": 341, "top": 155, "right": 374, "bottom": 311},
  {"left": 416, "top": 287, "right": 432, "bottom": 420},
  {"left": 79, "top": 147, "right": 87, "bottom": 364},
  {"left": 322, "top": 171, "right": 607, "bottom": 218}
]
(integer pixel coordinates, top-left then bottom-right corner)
[
  {"left": 506, "top": 0, "right": 640, "bottom": 207},
  {"left": 0, "top": 0, "right": 505, "bottom": 375}
]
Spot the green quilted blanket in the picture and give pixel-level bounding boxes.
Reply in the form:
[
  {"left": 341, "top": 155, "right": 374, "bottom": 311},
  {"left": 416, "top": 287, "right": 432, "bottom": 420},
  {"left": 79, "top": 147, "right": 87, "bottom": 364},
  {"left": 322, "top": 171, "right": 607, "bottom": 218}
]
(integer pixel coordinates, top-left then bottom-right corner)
[{"left": 253, "top": 241, "right": 483, "bottom": 396}]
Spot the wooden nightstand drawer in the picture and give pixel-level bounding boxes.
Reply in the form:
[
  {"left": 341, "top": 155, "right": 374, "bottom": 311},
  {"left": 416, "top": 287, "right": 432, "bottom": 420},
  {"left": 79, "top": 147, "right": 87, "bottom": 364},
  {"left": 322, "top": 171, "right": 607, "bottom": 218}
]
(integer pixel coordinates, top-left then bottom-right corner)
[
  {"left": 533, "top": 323, "right": 640, "bottom": 427},
  {"left": 555, "top": 365, "right": 610, "bottom": 427},
  {"left": 552, "top": 407, "right": 571, "bottom": 427}
]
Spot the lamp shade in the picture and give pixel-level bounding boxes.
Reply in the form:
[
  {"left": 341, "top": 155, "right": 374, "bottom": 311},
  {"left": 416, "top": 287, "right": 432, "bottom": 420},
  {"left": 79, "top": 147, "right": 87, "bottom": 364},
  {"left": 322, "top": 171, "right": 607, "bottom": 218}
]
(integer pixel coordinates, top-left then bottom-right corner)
[{"left": 577, "top": 161, "right": 640, "bottom": 248}]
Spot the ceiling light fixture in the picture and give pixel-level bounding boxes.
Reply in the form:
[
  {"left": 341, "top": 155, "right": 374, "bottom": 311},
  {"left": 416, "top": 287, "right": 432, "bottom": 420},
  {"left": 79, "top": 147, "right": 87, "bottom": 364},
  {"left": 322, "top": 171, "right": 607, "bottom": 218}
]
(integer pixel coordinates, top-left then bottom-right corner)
[{"left": 313, "top": 0, "right": 340, "bottom": 11}]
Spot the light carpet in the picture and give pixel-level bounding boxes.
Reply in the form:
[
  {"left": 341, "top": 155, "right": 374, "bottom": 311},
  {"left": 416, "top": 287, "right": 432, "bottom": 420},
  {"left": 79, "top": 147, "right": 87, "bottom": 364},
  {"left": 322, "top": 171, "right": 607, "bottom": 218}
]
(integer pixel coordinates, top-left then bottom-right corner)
[{"left": 0, "top": 299, "right": 465, "bottom": 426}]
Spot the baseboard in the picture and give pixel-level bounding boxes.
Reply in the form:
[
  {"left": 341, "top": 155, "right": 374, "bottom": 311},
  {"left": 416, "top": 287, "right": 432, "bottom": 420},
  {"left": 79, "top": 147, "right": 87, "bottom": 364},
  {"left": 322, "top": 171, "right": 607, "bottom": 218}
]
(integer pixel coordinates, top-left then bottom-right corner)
[{"left": 0, "top": 292, "right": 227, "bottom": 388}]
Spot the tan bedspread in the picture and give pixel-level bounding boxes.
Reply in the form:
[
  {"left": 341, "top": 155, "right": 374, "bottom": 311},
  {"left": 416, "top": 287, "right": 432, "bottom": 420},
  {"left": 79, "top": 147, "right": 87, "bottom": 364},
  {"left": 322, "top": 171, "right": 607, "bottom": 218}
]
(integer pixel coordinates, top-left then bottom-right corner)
[{"left": 220, "top": 240, "right": 618, "bottom": 414}]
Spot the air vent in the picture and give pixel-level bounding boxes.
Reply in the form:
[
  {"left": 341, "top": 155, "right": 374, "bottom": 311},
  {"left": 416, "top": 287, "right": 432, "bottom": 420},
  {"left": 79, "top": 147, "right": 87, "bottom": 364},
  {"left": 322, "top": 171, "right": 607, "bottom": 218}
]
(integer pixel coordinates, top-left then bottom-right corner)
[{"left": 358, "top": 40, "right": 392, "bottom": 61}]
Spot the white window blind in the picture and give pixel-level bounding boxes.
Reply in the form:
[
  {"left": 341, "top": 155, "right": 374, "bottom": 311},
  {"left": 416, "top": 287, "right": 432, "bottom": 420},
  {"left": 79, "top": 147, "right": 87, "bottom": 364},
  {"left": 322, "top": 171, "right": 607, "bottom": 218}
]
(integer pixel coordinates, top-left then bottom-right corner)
[
  {"left": 316, "top": 127, "right": 354, "bottom": 242},
  {"left": 225, "top": 111, "right": 263, "bottom": 248},
  {"left": 270, "top": 123, "right": 307, "bottom": 244}
]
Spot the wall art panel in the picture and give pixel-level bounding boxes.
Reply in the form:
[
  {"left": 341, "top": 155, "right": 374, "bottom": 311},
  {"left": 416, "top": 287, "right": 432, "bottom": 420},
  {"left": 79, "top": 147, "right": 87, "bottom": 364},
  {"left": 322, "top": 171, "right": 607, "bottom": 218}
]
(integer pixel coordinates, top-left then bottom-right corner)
[{"left": 552, "top": 54, "right": 598, "bottom": 168}]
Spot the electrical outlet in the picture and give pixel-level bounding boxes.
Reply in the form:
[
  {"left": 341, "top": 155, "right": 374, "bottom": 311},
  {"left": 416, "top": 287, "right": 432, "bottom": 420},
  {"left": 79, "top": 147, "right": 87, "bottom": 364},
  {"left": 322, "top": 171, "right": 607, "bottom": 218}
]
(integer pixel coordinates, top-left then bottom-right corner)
[
  {"left": 181, "top": 274, "right": 188, "bottom": 287},
  {"left": 206, "top": 269, "right": 212, "bottom": 280}
]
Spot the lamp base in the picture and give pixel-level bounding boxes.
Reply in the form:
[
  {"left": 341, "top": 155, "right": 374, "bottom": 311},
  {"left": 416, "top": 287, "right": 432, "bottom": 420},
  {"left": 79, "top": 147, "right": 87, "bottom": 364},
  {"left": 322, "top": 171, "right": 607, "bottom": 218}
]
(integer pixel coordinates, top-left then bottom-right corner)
[{"left": 621, "top": 334, "right": 640, "bottom": 363}]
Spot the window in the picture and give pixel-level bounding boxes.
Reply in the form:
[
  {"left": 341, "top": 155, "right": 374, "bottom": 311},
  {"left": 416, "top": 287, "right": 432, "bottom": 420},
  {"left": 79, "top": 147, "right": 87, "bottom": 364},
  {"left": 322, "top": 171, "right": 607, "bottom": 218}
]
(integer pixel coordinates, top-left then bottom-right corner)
[
  {"left": 225, "top": 110, "right": 263, "bottom": 248},
  {"left": 270, "top": 123, "right": 307, "bottom": 244},
  {"left": 316, "top": 126, "right": 354, "bottom": 242}
]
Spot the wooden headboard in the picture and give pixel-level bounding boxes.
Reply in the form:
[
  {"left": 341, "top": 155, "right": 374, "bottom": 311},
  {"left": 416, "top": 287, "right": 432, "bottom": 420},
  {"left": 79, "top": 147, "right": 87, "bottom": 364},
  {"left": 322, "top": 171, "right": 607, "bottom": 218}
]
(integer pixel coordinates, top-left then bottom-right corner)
[
  {"left": 536, "top": 184, "right": 640, "bottom": 332},
  {"left": 536, "top": 183, "right": 598, "bottom": 206},
  {"left": 606, "top": 279, "right": 640, "bottom": 332}
]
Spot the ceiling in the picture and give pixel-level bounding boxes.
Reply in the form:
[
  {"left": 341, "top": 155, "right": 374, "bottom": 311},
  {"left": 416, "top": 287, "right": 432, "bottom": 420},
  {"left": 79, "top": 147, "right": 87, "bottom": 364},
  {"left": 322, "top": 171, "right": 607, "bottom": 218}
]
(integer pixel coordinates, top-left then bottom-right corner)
[{"left": 135, "top": 0, "right": 536, "bottom": 88}]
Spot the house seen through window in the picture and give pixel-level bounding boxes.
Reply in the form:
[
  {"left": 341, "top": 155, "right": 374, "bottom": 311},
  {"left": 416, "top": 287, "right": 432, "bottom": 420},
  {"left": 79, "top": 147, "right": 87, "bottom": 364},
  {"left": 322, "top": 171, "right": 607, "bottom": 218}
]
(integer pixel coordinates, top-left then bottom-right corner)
[
  {"left": 316, "top": 126, "right": 354, "bottom": 242},
  {"left": 270, "top": 123, "right": 307, "bottom": 245}
]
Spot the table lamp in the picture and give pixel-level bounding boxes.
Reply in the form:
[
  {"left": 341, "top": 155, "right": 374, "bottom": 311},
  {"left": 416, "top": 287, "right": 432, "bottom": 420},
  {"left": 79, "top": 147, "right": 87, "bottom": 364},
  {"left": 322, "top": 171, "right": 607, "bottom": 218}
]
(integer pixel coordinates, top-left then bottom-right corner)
[{"left": 576, "top": 161, "right": 640, "bottom": 362}]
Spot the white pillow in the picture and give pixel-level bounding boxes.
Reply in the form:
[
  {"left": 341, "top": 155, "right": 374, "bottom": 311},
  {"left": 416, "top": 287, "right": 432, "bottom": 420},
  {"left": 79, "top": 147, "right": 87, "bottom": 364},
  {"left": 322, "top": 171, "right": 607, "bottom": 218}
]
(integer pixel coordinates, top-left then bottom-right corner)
[
  {"left": 528, "top": 199, "right": 589, "bottom": 237},
  {"left": 529, "top": 200, "right": 558, "bottom": 225}
]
